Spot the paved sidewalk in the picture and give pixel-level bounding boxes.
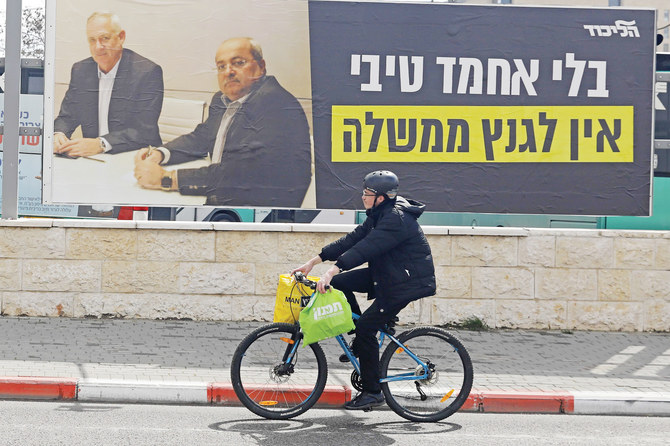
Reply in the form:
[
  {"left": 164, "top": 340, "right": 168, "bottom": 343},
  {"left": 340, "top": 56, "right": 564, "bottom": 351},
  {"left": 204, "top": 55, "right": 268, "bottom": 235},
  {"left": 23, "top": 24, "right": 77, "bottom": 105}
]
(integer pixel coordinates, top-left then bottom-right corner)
[{"left": 0, "top": 317, "right": 668, "bottom": 415}]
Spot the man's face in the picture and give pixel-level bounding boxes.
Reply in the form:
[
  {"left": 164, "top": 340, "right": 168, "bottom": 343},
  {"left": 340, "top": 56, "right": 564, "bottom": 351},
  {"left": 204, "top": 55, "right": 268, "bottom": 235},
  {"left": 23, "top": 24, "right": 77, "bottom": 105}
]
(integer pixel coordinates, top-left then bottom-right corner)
[
  {"left": 215, "top": 39, "right": 266, "bottom": 101},
  {"left": 86, "top": 17, "right": 125, "bottom": 73},
  {"left": 362, "top": 189, "right": 382, "bottom": 210}
]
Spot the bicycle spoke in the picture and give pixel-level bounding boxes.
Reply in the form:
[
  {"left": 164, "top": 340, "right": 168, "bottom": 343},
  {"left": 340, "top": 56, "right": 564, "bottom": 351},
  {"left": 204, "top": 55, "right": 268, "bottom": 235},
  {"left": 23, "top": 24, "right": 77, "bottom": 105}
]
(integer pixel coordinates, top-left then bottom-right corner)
[
  {"left": 381, "top": 327, "right": 473, "bottom": 422},
  {"left": 231, "top": 323, "right": 328, "bottom": 419}
]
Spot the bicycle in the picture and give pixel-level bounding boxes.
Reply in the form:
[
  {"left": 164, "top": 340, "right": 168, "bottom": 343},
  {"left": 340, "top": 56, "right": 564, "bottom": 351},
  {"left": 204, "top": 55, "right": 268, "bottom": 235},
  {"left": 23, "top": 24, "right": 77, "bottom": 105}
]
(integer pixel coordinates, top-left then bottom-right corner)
[{"left": 230, "top": 272, "right": 473, "bottom": 422}]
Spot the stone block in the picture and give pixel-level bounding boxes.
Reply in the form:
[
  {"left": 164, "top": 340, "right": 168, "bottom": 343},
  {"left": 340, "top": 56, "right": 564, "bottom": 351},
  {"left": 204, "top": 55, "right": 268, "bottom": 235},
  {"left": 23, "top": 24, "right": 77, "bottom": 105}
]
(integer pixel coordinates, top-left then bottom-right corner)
[
  {"left": 535, "top": 268, "right": 597, "bottom": 300},
  {"left": 0, "top": 259, "right": 21, "bottom": 290},
  {"left": 255, "top": 264, "right": 291, "bottom": 296},
  {"left": 0, "top": 227, "right": 65, "bottom": 258},
  {"left": 102, "top": 261, "right": 180, "bottom": 293},
  {"left": 216, "top": 231, "right": 280, "bottom": 263},
  {"left": 427, "top": 235, "right": 451, "bottom": 266},
  {"left": 66, "top": 228, "right": 137, "bottom": 259},
  {"left": 556, "top": 237, "right": 613, "bottom": 268},
  {"left": 435, "top": 266, "right": 471, "bottom": 298},
  {"left": 276, "top": 232, "right": 333, "bottom": 263},
  {"left": 137, "top": 231, "right": 215, "bottom": 261},
  {"left": 472, "top": 267, "right": 533, "bottom": 300},
  {"left": 654, "top": 238, "right": 670, "bottom": 270},
  {"left": 614, "top": 238, "right": 654, "bottom": 269},
  {"left": 644, "top": 300, "right": 670, "bottom": 332},
  {"left": 180, "top": 263, "right": 255, "bottom": 295},
  {"left": 451, "top": 236, "right": 517, "bottom": 266},
  {"left": 229, "top": 294, "right": 275, "bottom": 321},
  {"left": 567, "top": 301, "right": 643, "bottom": 331},
  {"left": 22, "top": 260, "right": 101, "bottom": 292},
  {"left": 401, "top": 298, "right": 432, "bottom": 325},
  {"left": 431, "top": 297, "right": 495, "bottom": 327},
  {"left": 2, "top": 292, "right": 73, "bottom": 317},
  {"left": 519, "top": 235, "right": 555, "bottom": 267},
  {"left": 598, "top": 270, "right": 631, "bottom": 301},
  {"left": 73, "top": 293, "right": 234, "bottom": 320},
  {"left": 495, "top": 300, "right": 567, "bottom": 329},
  {"left": 630, "top": 270, "right": 670, "bottom": 301}
]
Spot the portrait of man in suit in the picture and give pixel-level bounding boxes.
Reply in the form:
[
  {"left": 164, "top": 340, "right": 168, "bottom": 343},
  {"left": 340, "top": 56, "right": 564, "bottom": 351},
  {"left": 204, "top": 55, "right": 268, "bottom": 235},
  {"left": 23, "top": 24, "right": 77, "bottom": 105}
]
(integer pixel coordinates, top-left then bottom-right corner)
[
  {"left": 133, "top": 37, "right": 311, "bottom": 207},
  {"left": 53, "top": 11, "right": 164, "bottom": 157}
]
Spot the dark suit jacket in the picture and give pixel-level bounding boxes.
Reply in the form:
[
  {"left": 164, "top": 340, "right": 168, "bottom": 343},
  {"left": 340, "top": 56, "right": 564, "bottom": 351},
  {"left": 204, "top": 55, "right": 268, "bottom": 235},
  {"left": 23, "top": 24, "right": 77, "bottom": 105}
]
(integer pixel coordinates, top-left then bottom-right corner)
[
  {"left": 166, "top": 75, "right": 311, "bottom": 207},
  {"left": 54, "top": 48, "right": 164, "bottom": 153}
]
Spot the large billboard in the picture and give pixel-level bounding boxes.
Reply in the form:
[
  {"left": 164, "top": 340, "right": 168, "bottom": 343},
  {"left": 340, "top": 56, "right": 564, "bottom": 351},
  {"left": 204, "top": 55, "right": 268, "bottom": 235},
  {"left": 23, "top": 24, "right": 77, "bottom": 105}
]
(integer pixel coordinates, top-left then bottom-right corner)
[
  {"left": 310, "top": 1, "right": 656, "bottom": 215},
  {"left": 43, "top": 0, "right": 313, "bottom": 208},
  {"left": 43, "top": 1, "right": 656, "bottom": 215}
]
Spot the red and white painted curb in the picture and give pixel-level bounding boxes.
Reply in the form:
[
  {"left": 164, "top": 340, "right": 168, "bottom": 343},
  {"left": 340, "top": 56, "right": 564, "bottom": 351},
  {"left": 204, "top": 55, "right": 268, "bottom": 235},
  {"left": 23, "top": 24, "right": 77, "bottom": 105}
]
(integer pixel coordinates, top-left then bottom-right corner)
[
  {"left": 0, "top": 377, "right": 77, "bottom": 400},
  {"left": 0, "top": 377, "right": 351, "bottom": 408},
  {"left": 2, "top": 377, "right": 669, "bottom": 415}
]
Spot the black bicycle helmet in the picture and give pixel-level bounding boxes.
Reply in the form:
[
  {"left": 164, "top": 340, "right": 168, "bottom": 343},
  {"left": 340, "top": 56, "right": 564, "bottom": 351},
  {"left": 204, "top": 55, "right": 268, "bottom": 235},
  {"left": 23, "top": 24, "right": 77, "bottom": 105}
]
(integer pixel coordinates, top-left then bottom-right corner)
[{"left": 364, "top": 170, "right": 398, "bottom": 199}]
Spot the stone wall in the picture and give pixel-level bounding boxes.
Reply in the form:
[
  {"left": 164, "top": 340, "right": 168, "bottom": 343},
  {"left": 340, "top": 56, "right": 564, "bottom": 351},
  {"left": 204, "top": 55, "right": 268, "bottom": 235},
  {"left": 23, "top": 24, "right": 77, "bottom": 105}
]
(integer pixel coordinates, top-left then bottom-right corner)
[{"left": 0, "top": 219, "right": 668, "bottom": 332}]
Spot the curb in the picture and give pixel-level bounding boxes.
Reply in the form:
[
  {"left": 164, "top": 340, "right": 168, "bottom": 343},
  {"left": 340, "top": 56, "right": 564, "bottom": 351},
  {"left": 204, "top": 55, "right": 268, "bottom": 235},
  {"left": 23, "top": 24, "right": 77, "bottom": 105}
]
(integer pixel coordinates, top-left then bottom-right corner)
[
  {"left": 0, "top": 377, "right": 77, "bottom": 400},
  {"left": 208, "top": 383, "right": 352, "bottom": 408},
  {"left": 571, "top": 391, "right": 670, "bottom": 416},
  {"left": 1, "top": 377, "right": 669, "bottom": 416},
  {"left": 462, "top": 390, "right": 574, "bottom": 414}
]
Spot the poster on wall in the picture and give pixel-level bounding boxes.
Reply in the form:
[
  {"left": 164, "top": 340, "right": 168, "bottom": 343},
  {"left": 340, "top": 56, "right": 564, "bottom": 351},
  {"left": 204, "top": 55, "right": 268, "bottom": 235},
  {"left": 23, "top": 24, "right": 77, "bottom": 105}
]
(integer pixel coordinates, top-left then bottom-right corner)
[
  {"left": 309, "top": 1, "right": 656, "bottom": 215},
  {"left": 43, "top": 0, "right": 656, "bottom": 215},
  {"left": 43, "top": 0, "right": 314, "bottom": 208}
]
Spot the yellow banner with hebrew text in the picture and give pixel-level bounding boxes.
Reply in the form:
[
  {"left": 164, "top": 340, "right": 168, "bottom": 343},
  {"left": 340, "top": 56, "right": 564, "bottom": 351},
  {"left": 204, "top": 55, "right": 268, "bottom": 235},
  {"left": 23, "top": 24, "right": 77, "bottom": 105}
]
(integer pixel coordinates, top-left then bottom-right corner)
[{"left": 331, "top": 106, "right": 633, "bottom": 163}]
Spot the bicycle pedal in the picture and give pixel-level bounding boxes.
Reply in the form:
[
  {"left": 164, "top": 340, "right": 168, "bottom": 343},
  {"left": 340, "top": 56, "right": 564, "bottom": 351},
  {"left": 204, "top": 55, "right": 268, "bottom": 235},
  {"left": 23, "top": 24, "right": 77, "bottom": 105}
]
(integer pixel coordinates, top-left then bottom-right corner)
[{"left": 363, "top": 407, "right": 373, "bottom": 412}]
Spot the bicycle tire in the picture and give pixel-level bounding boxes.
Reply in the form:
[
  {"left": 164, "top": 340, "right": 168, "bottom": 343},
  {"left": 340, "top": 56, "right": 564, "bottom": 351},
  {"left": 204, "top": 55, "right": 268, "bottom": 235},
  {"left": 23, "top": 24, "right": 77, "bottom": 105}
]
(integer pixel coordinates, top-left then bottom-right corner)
[
  {"left": 380, "top": 326, "right": 473, "bottom": 422},
  {"left": 230, "top": 323, "right": 328, "bottom": 419}
]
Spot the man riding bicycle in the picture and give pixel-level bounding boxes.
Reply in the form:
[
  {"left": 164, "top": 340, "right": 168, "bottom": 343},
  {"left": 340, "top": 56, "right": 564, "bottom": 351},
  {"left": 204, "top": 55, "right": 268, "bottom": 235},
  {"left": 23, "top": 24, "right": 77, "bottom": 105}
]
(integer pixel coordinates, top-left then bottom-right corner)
[{"left": 293, "top": 170, "right": 436, "bottom": 410}]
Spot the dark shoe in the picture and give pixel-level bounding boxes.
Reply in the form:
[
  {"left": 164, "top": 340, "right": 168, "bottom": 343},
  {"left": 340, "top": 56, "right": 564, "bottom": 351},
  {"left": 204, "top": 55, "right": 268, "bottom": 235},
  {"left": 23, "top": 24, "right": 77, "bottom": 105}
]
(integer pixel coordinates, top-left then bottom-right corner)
[
  {"left": 344, "top": 391, "right": 385, "bottom": 410},
  {"left": 339, "top": 347, "right": 359, "bottom": 362},
  {"left": 339, "top": 339, "right": 357, "bottom": 363}
]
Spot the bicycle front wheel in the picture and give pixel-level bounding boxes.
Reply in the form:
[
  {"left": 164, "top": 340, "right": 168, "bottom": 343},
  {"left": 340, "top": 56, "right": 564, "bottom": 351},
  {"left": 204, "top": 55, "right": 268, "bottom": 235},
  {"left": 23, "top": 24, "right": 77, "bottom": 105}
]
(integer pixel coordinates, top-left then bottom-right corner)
[
  {"left": 230, "top": 323, "right": 328, "bottom": 419},
  {"left": 380, "top": 327, "right": 473, "bottom": 422}
]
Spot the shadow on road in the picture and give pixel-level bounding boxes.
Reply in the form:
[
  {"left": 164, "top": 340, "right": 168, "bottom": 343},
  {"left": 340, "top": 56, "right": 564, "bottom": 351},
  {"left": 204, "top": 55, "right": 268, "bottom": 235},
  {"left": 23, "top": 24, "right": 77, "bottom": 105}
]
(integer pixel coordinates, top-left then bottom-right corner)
[{"left": 210, "top": 415, "right": 461, "bottom": 445}]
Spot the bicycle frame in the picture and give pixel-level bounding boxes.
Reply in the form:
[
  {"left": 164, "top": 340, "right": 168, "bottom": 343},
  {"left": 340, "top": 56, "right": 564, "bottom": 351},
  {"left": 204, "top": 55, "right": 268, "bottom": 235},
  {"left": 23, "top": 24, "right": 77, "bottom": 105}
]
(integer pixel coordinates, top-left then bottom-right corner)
[
  {"left": 284, "top": 279, "right": 431, "bottom": 385},
  {"left": 331, "top": 313, "right": 433, "bottom": 384}
]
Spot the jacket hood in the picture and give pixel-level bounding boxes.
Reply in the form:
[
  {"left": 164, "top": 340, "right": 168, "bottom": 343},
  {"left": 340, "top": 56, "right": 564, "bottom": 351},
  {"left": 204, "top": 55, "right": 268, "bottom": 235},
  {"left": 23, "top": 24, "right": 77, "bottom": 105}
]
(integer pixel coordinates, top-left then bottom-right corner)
[
  {"left": 395, "top": 195, "right": 425, "bottom": 218},
  {"left": 367, "top": 195, "right": 425, "bottom": 219}
]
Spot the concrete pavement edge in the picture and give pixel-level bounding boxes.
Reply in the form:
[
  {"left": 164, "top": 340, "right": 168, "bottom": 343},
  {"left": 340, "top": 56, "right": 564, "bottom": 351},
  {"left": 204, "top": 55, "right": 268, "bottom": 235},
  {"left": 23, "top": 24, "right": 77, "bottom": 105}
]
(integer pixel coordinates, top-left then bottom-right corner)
[{"left": 1, "top": 377, "right": 669, "bottom": 416}]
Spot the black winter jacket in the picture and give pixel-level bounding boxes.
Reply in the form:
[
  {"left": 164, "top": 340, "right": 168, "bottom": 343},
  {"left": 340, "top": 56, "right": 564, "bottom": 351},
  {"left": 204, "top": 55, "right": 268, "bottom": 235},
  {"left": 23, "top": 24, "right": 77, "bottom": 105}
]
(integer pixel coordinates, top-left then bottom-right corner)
[{"left": 319, "top": 196, "right": 436, "bottom": 309}]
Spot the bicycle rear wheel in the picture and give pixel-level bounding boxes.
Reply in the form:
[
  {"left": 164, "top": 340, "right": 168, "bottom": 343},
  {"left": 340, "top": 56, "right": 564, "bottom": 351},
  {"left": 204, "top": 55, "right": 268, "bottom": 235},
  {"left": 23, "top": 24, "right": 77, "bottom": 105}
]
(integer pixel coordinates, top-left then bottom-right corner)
[
  {"left": 230, "top": 323, "right": 328, "bottom": 419},
  {"left": 380, "top": 327, "right": 473, "bottom": 422}
]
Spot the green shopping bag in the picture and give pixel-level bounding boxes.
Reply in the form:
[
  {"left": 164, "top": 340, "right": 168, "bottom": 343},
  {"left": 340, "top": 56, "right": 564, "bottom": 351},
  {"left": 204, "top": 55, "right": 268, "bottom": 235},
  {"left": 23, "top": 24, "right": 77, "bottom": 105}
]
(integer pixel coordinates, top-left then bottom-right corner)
[{"left": 299, "top": 287, "right": 355, "bottom": 346}]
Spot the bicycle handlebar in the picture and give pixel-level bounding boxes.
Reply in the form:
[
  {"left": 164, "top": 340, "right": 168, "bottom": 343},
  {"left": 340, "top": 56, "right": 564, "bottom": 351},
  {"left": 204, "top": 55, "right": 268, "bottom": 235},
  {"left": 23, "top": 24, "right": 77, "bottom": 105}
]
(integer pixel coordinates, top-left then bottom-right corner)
[{"left": 293, "top": 271, "right": 321, "bottom": 290}]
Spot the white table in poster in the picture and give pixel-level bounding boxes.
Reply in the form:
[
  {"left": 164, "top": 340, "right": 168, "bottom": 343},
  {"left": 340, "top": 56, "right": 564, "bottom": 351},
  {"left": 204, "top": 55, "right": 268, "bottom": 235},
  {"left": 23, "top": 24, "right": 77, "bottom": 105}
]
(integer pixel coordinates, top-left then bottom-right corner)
[{"left": 49, "top": 150, "right": 209, "bottom": 206}]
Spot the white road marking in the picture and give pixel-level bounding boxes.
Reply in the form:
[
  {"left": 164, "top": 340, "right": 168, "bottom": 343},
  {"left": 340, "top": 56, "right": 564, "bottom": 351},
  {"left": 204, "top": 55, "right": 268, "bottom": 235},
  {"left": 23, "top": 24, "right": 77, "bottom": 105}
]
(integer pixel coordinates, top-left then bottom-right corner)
[{"left": 590, "top": 346, "right": 645, "bottom": 375}]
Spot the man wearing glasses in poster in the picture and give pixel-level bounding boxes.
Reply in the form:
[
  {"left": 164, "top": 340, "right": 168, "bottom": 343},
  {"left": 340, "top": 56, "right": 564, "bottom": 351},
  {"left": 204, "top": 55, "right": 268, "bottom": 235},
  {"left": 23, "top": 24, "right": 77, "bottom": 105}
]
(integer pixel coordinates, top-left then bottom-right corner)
[{"left": 133, "top": 37, "right": 311, "bottom": 208}]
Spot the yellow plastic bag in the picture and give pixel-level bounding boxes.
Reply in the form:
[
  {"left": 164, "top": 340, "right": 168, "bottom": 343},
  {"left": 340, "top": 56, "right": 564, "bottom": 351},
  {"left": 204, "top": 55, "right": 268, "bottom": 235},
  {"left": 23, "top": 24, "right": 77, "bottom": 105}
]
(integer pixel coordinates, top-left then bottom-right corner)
[{"left": 273, "top": 274, "right": 319, "bottom": 323}]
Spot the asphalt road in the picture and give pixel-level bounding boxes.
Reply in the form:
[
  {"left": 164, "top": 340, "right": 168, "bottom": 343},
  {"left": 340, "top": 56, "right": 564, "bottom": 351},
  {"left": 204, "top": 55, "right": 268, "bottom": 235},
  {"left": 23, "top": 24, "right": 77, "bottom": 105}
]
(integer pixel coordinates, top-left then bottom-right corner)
[{"left": 0, "top": 400, "right": 667, "bottom": 446}]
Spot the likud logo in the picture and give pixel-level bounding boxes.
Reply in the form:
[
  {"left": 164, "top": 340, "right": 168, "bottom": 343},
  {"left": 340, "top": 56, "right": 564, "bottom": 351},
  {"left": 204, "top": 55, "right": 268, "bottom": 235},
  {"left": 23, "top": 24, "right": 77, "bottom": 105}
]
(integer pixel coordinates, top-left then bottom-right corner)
[{"left": 583, "top": 20, "right": 639, "bottom": 38}]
